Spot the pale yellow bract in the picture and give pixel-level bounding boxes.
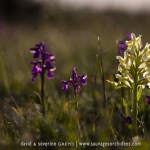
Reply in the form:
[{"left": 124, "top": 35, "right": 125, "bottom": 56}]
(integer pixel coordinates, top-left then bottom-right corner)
[{"left": 107, "top": 33, "right": 150, "bottom": 89}]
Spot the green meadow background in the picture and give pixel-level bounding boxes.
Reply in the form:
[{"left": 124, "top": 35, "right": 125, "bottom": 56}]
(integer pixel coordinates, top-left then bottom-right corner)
[{"left": 0, "top": 1, "right": 150, "bottom": 150}]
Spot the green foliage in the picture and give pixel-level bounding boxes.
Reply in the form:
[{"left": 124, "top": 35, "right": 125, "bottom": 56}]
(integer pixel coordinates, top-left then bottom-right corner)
[
  {"left": 0, "top": 7, "right": 150, "bottom": 150},
  {"left": 137, "top": 86, "right": 143, "bottom": 102}
]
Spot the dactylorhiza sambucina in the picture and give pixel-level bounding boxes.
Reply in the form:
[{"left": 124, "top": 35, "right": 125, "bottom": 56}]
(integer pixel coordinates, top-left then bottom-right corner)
[
  {"left": 29, "top": 42, "right": 56, "bottom": 82},
  {"left": 107, "top": 33, "right": 150, "bottom": 89},
  {"left": 107, "top": 33, "right": 150, "bottom": 135},
  {"left": 60, "top": 66, "right": 87, "bottom": 95}
]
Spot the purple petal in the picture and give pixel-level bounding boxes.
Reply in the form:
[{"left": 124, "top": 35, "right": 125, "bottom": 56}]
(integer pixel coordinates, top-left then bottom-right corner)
[
  {"left": 118, "top": 42, "right": 127, "bottom": 51},
  {"left": 72, "top": 66, "right": 76, "bottom": 71},
  {"left": 45, "top": 59, "right": 56, "bottom": 71},
  {"left": 45, "top": 59, "right": 56, "bottom": 70},
  {"left": 50, "top": 66, "right": 56, "bottom": 72},
  {"left": 81, "top": 79, "right": 87, "bottom": 86},
  {"left": 126, "top": 32, "right": 132, "bottom": 40},
  {"left": 37, "top": 67, "right": 42, "bottom": 73},
  {"left": 118, "top": 42, "right": 127, "bottom": 56},
  {"left": 60, "top": 80, "right": 68, "bottom": 84},
  {"left": 50, "top": 55, "right": 55, "bottom": 60},
  {"left": 124, "top": 116, "right": 133, "bottom": 124},
  {"left": 62, "top": 84, "right": 68, "bottom": 90},
  {"left": 32, "top": 65, "right": 42, "bottom": 74},
  {"left": 74, "top": 82, "right": 80, "bottom": 87},
  {"left": 32, "top": 66, "right": 38, "bottom": 74},
  {"left": 118, "top": 41, "right": 127, "bottom": 48},
  {"left": 36, "top": 42, "right": 44, "bottom": 47},
  {"left": 33, "top": 50, "right": 41, "bottom": 58},
  {"left": 81, "top": 74, "right": 87, "bottom": 80},
  {"left": 45, "top": 54, "right": 56, "bottom": 62},
  {"left": 46, "top": 59, "right": 51, "bottom": 67},
  {"left": 77, "top": 89, "right": 81, "bottom": 95},
  {"left": 146, "top": 96, "right": 150, "bottom": 104},
  {"left": 30, "top": 48, "right": 37, "bottom": 53},
  {"left": 47, "top": 71, "right": 54, "bottom": 79},
  {"left": 72, "top": 67, "right": 77, "bottom": 78},
  {"left": 69, "top": 78, "right": 74, "bottom": 84},
  {"left": 31, "top": 75, "right": 37, "bottom": 82},
  {"left": 118, "top": 32, "right": 131, "bottom": 56}
]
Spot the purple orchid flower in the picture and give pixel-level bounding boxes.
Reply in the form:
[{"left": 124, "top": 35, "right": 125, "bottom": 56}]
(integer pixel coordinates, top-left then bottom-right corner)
[
  {"left": 60, "top": 66, "right": 87, "bottom": 95},
  {"left": 29, "top": 42, "right": 56, "bottom": 116},
  {"left": 29, "top": 61, "right": 42, "bottom": 82},
  {"left": 119, "top": 106, "right": 133, "bottom": 124},
  {"left": 118, "top": 32, "right": 131, "bottom": 56},
  {"left": 30, "top": 42, "right": 44, "bottom": 58},
  {"left": 146, "top": 96, "right": 150, "bottom": 104},
  {"left": 124, "top": 116, "right": 133, "bottom": 124},
  {"left": 29, "top": 42, "right": 56, "bottom": 82}
]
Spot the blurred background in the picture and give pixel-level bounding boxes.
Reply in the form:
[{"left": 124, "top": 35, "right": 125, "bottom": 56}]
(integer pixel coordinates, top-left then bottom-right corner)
[
  {"left": 0, "top": 0, "right": 150, "bottom": 97},
  {"left": 1, "top": 1, "right": 150, "bottom": 149}
]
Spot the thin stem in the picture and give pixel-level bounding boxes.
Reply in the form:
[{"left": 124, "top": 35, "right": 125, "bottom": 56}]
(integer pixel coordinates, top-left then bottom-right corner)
[
  {"left": 121, "top": 87, "right": 125, "bottom": 99},
  {"left": 93, "top": 59, "right": 98, "bottom": 140},
  {"left": 98, "top": 37, "right": 107, "bottom": 109},
  {"left": 132, "top": 86, "right": 138, "bottom": 136},
  {"left": 41, "top": 71, "right": 45, "bottom": 116},
  {"left": 74, "top": 90, "right": 81, "bottom": 139},
  {"left": 132, "top": 63, "right": 138, "bottom": 136}
]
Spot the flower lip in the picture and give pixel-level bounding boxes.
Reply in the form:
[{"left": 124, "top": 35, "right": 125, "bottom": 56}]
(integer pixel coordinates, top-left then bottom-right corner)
[
  {"left": 81, "top": 74, "right": 87, "bottom": 79},
  {"left": 31, "top": 74, "right": 37, "bottom": 82},
  {"left": 50, "top": 66, "right": 56, "bottom": 72},
  {"left": 30, "top": 48, "right": 38, "bottom": 53},
  {"left": 31, "top": 65, "right": 42, "bottom": 74},
  {"left": 45, "top": 53, "right": 55, "bottom": 59},
  {"left": 62, "top": 84, "right": 68, "bottom": 90},
  {"left": 47, "top": 71, "right": 54, "bottom": 79},
  {"left": 81, "top": 79, "right": 87, "bottom": 86},
  {"left": 50, "top": 55, "right": 55, "bottom": 60}
]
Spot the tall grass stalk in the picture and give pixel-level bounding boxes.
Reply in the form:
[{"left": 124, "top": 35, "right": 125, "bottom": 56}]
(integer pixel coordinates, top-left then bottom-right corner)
[
  {"left": 92, "top": 56, "right": 98, "bottom": 139},
  {"left": 98, "top": 37, "right": 107, "bottom": 110},
  {"left": 74, "top": 94, "right": 81, "bottom": 139}
]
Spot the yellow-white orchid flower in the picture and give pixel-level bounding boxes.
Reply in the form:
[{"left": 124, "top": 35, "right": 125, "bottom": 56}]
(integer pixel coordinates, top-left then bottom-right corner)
[{"left": 107, "top": 33, "right": 150, "bottom": 89}]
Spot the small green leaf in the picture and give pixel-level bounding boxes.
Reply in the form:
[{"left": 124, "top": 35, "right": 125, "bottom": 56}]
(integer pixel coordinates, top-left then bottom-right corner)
[
  {"left": 137, "top": 86, "right": 142, "bottom": 101},
  {"left": 11, "top": 107, "right": 24, "bottom": 120},
  {"left": 122, "top": 98, "right": 129, "bottom": 116},
  {"left": 129, "top": 65, "right": 135, "bottom": 77}
]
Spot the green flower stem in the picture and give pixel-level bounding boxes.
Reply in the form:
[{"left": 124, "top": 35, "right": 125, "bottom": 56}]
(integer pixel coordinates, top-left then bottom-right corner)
[
  {"left": 98, "top": 37, "right": 107, "bottom": 109},
  {"left": 41, "top": 71, "right": 45, "bottom": 116},
  {"left": 132, "top": 64, "right": 138, "bottom": 136},
  {"left": 132, "top": 86, "right": 138, "bottom": 136},
  {"left": 74, "top": 95, "right": 81, "bottom": 139}
]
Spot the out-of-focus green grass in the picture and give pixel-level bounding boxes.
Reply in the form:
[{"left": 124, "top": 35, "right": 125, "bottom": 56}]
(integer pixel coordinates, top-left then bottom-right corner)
[
  {"left": 1, "top": 5, "right": 150, "bottom": 149},
  {"left": 2, "top": 11, "right": 150, "bottom": 97}
]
